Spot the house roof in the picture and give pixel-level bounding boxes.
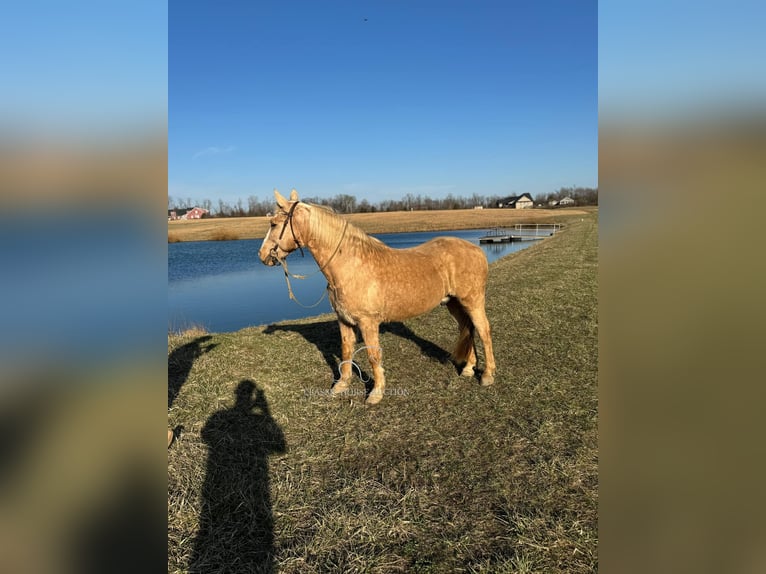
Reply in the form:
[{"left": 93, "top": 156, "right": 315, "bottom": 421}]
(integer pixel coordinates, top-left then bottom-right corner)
[
  {"left": 498, "top": 193, "right": 533, "bottom": 205},
  {"left": 169, "top": 207, "right": 208, "bottom": 216}
]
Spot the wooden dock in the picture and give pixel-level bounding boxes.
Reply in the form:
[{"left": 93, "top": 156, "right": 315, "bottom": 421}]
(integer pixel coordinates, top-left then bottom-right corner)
[
  {"left": 479, "top": 233, "right": 544, "bottom": 243},
  {"left": 478, "top": 223, "right": 562, "bottom": 244}
]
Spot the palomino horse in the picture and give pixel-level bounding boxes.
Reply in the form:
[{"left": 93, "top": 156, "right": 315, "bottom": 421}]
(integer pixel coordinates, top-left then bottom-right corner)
[{"left": 258, "top": 189, "right": 496, "bottom": 404}]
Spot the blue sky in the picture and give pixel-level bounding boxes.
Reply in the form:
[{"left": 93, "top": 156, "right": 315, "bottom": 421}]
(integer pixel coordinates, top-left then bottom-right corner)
[{"left": 169, "top": 0, "right": 597, "bottom": 205}]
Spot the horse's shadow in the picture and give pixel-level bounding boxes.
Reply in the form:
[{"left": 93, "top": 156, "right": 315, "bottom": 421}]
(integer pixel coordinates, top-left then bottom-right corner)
[
  {"left": 262, "top": 320, "right": 451, "bottom": 385},
  {"left": 380, "top": 322, "right": 451, "bottom": 365}
]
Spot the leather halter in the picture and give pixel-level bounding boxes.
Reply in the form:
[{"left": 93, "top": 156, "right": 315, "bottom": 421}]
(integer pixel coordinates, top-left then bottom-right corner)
[{"left": 275, "top": 201, "right": 304, "bottom": 258}]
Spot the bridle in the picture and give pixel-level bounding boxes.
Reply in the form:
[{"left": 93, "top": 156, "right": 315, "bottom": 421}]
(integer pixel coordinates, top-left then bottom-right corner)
[{"left": 273, "top": 200, "right": 304, "bottom": 259}]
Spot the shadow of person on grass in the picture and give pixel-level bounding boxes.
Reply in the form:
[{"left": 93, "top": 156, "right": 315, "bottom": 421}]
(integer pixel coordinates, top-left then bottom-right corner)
[{"left": 189, "top": 380, "right": 286, "bottom": 574}]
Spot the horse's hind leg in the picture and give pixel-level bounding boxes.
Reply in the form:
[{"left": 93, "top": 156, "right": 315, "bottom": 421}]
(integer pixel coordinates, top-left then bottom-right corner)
[
  {"left": 446, "top": 298, "right": 477, "bottom": 376},
  {"left": 358, "top": 320, "right": 385, "bottom": 405},
  {"left": 462, "top": 298, "right": 496, "bottom": 386}
]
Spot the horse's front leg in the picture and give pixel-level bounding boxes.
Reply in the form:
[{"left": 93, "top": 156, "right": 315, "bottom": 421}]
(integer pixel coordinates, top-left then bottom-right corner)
[
  {"left": 331, "top": 320, "right": 356, "bottom": 395},
  {"left": 358, "top": 320, "right": 385, "bottom": 405}
]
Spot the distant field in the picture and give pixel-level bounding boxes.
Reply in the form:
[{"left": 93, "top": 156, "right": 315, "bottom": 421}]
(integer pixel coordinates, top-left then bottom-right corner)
[
  {"left": 168, "top": 207, "right": 593, "bottom": 242},
  {"left": 168, "top": 211, "right": 598, "bottom": 572}
]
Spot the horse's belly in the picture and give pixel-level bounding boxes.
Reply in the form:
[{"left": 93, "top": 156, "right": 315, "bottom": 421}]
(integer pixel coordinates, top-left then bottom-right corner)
[{"left": 383, "top": 284, "right": 445, "bottom": 320}]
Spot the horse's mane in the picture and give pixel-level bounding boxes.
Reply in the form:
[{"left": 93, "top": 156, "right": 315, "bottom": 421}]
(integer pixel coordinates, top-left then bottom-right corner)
[{"left": 303, "top": 203, "right": 387, "bottom": 255}]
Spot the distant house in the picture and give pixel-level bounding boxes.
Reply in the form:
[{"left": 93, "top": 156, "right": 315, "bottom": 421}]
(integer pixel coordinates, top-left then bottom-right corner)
[
  {"left": 496, "top": 193, "right": 534, "bottom": 209},
  {"left": 558, "top": 196, "right": 575, "bottom": 206},
  {"left": 168, "top": 207, "right": 209, "bottom": 220}
]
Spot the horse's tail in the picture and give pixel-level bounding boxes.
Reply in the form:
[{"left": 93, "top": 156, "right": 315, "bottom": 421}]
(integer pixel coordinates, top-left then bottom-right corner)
[
  {"left": 448, "top": 299, "right": 476, "bottom": 365},
  {"left": 454, "top": 322, "right": 475, "bottom": 364}
]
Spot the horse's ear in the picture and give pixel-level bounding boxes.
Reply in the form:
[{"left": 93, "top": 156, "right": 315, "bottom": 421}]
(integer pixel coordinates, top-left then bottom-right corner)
[
  {"left": 274, "top": 188, "right": 288, "bottom": 209},
  {"left": 290, "top": 189, "right": 299, "bottom": 201}
]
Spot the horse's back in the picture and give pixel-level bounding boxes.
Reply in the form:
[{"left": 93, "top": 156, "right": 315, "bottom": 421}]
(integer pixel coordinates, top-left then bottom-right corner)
[{"left": 414, "top": 236, "right": 488, "bottom": 274}]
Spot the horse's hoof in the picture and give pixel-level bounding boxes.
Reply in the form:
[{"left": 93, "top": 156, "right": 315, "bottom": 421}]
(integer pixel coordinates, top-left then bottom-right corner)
[
  {"left": 480, "top": 374, "right": 495, "bottom": 386},
  {"left": 460, "top": 365, "right": 475, "bottom": 377},
  {"left": 331, "top": 382, "right": 349, "bottom": 396},
  {"left": 365, "top": 391, "right": 384, "bottom": 405}
]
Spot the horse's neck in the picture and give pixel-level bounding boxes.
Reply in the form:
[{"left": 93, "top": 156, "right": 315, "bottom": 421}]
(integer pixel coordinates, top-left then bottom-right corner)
[{"left": 303, "top": 210, "right": 349, "bottom": 275}]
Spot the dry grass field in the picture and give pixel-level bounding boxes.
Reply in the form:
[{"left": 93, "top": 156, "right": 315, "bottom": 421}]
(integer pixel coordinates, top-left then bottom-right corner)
[
  {"left": 168, "top": 207, "right": 592, "bottom": 243},
  {"left": 168, "top": 211, "right": 598, "bottom": 573}
]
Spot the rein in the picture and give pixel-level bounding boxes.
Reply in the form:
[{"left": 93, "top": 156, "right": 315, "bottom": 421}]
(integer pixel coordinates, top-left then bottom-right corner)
[{"left": 273, "top": 202, "right": 349, "bottom": 308}]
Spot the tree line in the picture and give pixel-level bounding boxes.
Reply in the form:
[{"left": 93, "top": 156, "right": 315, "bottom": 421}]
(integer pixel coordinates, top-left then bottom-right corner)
[{"left": 168, "top": 186, "right": 597, "bottom": 217}]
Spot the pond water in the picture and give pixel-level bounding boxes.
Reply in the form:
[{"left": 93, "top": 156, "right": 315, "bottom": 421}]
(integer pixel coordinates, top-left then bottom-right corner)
[{"left": 169, "top": 229, "right": 536, "bottom": 333}]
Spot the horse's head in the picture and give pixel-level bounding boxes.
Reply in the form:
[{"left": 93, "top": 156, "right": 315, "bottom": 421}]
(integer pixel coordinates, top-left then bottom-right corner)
[{"left": 258, "top": 188, "right": 305, "bottom": 266}]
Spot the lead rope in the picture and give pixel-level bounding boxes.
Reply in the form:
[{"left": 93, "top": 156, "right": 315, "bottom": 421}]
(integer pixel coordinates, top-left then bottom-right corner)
[
  {"left": 277, "top": 218, "right": 349, "bottom": 308},
  {"left": 280, "top": 257, "right": 329, "bottom": 308}
]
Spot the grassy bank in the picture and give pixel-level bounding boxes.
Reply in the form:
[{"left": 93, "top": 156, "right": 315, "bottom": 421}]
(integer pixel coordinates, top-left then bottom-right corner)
[
  {"left": 168, "top": 207, "right": 593, "bottom": 243},
  {"left": 168, "top": 212, "right": 598, "bottom": 573}
]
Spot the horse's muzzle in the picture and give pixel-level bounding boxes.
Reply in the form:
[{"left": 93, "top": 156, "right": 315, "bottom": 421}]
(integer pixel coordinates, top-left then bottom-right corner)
[{"left": 262, "top": 248, "right": 282, "bottom": 267}]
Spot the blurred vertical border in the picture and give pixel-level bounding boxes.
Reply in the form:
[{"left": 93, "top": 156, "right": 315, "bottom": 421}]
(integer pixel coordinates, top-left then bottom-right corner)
[
  {"left": 0, "top": 1, "right": 166, "bottom": 572},
  {"left": 600, "top": 1, "right": 766, "bottom": 572}
]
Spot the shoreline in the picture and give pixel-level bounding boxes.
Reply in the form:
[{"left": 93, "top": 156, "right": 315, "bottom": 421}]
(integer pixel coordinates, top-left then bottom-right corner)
[{"left": 168, "top": 206, "right": 594, "bottom": 243}]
